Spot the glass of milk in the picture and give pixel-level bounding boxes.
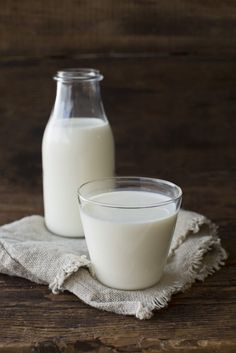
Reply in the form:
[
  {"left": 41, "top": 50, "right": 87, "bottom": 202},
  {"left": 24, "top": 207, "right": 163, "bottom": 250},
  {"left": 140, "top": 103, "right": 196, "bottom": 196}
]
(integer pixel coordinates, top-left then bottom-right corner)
[
  {"left": 42, "top": 69, "right": 115, "bottom": 238},
  {"left": 78, "top": 177, "right": 182, "bottom": 290}
]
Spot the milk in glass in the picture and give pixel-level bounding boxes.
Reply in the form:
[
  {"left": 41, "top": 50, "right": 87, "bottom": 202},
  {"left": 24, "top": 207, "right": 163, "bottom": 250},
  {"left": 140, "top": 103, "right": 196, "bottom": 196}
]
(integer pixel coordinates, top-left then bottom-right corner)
[{"left": 80, "top": 190, "right": 178, "bottom": 290}]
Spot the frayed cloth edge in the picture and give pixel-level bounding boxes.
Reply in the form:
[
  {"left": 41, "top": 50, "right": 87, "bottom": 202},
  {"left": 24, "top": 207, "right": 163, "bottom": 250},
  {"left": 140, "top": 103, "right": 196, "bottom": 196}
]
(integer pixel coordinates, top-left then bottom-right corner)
[
  {"left": 136, "top": 237, "right": 228, "bottom": 320},
  {"left": 49, "top": 255, "right": 91, "bottom": 294}
]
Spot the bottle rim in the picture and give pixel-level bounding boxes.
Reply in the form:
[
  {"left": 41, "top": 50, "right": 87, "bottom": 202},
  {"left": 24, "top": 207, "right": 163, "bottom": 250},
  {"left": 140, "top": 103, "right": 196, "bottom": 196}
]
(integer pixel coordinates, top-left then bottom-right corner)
[{"left": 54, "top": 68, "right": 103, "bottom": 82}]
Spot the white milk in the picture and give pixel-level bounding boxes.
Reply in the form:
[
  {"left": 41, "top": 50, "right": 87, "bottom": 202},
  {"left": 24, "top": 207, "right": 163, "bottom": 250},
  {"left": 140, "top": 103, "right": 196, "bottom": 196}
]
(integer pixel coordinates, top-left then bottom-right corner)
[
  {"left": 80, "top": 190, "right": 178, "bottom": 290},
  {"left": 42, "top": 118, "right": 114, "bottom": 237}
]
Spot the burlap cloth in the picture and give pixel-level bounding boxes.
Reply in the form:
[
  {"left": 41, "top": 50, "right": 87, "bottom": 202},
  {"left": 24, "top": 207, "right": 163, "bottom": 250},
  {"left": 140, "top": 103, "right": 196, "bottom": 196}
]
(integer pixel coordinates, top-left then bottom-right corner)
[{"left": 0, "top": 209, "right": 227, "bottom": 319}]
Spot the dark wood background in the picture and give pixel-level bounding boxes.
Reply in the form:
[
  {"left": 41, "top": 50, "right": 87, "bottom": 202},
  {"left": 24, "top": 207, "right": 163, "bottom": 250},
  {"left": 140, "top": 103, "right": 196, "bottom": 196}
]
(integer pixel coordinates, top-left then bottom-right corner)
[{"left": 0, "top": 1, "right": 235, "bottom": 352}]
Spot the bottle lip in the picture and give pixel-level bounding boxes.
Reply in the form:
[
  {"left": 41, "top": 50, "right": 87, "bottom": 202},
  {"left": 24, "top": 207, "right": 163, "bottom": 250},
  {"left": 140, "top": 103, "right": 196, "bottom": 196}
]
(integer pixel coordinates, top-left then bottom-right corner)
[{"left": 54, "top": 68, "right": 103, "bottom": 82}]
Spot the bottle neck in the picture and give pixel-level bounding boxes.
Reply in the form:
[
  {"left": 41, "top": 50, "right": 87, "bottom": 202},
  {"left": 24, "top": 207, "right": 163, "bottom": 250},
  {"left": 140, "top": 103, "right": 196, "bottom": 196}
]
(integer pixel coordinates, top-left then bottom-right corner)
[{"left": 52, "top": 80, "right": 106, "bottom": 120}]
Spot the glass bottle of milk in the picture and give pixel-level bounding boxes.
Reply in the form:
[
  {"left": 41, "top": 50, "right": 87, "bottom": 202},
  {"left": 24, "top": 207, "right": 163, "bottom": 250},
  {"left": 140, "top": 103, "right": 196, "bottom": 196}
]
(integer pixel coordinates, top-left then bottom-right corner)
[{"left": 42, "top": 69, "right": 115, "bottom": 237}]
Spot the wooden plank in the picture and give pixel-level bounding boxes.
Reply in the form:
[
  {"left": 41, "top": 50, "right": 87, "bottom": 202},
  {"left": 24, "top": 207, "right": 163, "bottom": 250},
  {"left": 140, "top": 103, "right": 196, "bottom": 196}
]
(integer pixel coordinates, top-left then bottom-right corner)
[
  {"left": 0, "top": 57, "right": 235, "bottom": 184},
  {"left": 1, "top": 0, "right": 236, "bottom": 58},
  {"left": 0, "top": 56, "right": 235, "bottom": 351},
  {"left": 0, "top": 268, "right": 235, "bottom": 352}
]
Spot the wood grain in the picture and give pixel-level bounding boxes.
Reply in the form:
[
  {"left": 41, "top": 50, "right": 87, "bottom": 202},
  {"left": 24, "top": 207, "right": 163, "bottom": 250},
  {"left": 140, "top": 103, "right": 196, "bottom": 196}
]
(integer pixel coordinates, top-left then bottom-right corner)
[
  {"left": 0, "top": 57, "right": 235, "bottom": 186},
  {"left": 0, "top": 57, "right": 235, "bottom": 352},
  {"left": 0, "top": 1, "right": 236, "bottom": 351},
  {"left": 0, "top": 270, "right": 236, "bottom": 352},
  {"left": 1, "top": 0, "right": 236, "bottom": 57}
]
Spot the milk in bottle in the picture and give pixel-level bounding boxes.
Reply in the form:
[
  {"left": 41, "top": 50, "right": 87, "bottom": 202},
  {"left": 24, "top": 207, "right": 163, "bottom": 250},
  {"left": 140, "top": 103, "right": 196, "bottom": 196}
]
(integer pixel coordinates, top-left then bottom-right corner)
[{"left": 42, "top": 69, "right": 115, "bottom": 237}]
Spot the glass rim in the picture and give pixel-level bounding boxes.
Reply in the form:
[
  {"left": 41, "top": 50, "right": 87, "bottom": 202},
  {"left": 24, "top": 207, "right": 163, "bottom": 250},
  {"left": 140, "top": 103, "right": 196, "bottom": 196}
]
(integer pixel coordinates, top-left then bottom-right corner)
[
  {"left": 54, "top": 68, "right": 103, "bottom": 82},
  {"left": 78, "top": 176, "right": 182, "bottom": 209}
]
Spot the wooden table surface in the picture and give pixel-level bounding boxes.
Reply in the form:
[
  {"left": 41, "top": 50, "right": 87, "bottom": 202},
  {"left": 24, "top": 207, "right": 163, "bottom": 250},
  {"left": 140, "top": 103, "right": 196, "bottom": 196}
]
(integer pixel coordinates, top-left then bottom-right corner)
[{"left": 0, "top": 1, "right": 236, "bottom": 352}]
